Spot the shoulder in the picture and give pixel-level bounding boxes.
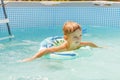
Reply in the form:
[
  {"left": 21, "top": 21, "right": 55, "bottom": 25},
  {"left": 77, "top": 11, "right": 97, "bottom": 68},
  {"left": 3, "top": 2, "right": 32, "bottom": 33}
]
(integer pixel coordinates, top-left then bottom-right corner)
[
  {"left": 80, "top": 41, "right": 98, "bottom": 48},
  {"left": 80, "top": 41, "right": 92, "bottom": 46},
  {"left": 80, "top": 41, "right": 90, "bottom": 45}
]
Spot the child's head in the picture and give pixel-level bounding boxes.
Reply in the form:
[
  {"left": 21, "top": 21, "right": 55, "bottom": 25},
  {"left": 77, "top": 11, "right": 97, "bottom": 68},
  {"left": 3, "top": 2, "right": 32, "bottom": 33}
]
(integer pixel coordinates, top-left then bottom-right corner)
[
  {"left": 63, "top": 21, "right": 82, "bottom": 47},
  {"left": 63, "top": 21, "right": 82, "bottom": 36}
]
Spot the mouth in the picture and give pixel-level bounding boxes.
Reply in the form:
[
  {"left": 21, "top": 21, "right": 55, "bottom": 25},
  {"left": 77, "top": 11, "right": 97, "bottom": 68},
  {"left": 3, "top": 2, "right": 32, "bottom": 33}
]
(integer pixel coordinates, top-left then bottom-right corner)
[{"left": 75, "top": 41, "right": 79, "bottom": 43}]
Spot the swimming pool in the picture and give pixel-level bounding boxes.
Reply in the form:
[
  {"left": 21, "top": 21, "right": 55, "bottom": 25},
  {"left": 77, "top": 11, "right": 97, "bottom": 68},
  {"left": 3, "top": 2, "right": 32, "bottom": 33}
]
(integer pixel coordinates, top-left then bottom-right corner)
[{"left": 0, "top": 1, "right": 120, "bottom": 80}]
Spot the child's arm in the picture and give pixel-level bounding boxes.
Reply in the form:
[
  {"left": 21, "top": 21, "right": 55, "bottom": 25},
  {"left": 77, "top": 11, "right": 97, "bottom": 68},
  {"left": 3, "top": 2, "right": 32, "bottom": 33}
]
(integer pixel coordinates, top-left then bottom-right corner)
[
  {"left": 20, "top": 49, "right": 49, "bottom": 62},
  {"left": 80, "top": 42, "right": 100, "bottom": 48},
  {"left": 21, "top": 43, "right": 67, "bottom": 62}
]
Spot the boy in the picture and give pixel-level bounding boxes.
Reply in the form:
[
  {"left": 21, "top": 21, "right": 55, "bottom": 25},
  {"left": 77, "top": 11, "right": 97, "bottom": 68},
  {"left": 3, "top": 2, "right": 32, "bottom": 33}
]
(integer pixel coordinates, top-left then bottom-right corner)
[{"left": 21, "top": 21, "right": 98, "bottom": 62}]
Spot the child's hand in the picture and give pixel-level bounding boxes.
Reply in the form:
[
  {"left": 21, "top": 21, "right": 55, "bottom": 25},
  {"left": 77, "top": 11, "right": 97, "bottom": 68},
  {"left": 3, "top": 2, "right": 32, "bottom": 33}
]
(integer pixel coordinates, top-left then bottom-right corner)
[
  {"left": 16, "top": 60, "right": 23, "bottom": 63},
  {"left": 17, "top": 58, "right": 30, "bottom": 63},
  {"left": 99, "top": 46, "right": 109, "bottom": 48}
]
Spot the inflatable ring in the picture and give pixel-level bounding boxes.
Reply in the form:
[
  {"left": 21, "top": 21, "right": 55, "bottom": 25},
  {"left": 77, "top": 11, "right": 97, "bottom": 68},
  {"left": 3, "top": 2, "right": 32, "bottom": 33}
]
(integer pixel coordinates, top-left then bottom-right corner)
[{"left": 39, "top": 36, "right": 79, "bottom": 60}]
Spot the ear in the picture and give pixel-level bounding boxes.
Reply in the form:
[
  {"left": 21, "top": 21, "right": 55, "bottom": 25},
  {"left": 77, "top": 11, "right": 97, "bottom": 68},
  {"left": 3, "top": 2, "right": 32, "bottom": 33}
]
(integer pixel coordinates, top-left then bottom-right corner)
[{"left": 64, "top": 35, "right": 68, "bottom": 40}]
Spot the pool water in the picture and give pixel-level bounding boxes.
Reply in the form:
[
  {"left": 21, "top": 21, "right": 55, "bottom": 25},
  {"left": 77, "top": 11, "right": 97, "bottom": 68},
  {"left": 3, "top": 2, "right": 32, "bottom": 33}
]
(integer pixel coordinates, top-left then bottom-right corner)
[{"left": 0, "top": 25, "right": 120, "bottom": 80}]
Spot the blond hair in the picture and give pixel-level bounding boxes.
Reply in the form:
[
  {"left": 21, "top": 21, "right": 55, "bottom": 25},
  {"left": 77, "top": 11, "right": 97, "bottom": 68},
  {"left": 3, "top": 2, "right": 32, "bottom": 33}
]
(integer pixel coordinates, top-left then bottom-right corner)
[{"left": 63, "top": 21, "right": 81, "bottom": 35}]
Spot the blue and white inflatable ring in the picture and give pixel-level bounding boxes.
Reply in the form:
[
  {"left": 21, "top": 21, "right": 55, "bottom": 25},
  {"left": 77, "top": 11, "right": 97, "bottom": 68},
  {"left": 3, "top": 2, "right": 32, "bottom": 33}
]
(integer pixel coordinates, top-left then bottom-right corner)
[{"left": 39, "top": 36, "right": 79, "bottom": 60}]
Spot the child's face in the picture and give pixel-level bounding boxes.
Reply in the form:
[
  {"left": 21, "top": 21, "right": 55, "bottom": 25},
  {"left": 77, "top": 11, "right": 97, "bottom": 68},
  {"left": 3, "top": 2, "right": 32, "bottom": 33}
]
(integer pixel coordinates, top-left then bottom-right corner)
[{"left": 67, "top": 29, "right": 82, "bottom": 45}]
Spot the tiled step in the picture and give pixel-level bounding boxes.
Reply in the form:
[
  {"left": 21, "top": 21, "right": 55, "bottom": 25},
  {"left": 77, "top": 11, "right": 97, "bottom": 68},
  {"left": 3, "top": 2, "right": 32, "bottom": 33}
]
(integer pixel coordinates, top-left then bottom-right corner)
[
  {"left": 0, "top": 35, "right": 14, "bottom": 41},
  {"left": 0, "top": 19, "right": 9, "bottom": 24}
]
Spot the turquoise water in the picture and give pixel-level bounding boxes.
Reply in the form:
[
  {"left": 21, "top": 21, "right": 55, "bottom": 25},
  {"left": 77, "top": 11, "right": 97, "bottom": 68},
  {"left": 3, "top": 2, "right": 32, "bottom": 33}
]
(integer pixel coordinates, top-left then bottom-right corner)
[
  {"left": 0, "top": 6, "right": 120, "bottom": 80},
  {"left": 0, "top": 25, "right": 120, "bottom": 80}
]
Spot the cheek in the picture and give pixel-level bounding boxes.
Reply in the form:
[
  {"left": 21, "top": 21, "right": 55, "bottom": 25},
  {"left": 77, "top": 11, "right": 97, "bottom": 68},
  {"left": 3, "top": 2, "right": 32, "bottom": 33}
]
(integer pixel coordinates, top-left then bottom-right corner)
[{"left": 80, "top": 37, "right": 82, "bottom": 39}]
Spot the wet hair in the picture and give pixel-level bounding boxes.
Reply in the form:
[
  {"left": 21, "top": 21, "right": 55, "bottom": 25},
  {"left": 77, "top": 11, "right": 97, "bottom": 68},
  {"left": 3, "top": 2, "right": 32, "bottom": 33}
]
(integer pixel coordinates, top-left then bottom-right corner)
[{"left": 63, "top": 21, "right": 81, "bottom": 35}]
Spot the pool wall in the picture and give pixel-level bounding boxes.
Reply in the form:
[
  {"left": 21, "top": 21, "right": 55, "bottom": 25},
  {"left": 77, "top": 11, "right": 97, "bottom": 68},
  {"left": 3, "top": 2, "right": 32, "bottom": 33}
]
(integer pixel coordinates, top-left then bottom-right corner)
[{"left": 0, "top": 1, "right": 120, "bottom": 30}]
